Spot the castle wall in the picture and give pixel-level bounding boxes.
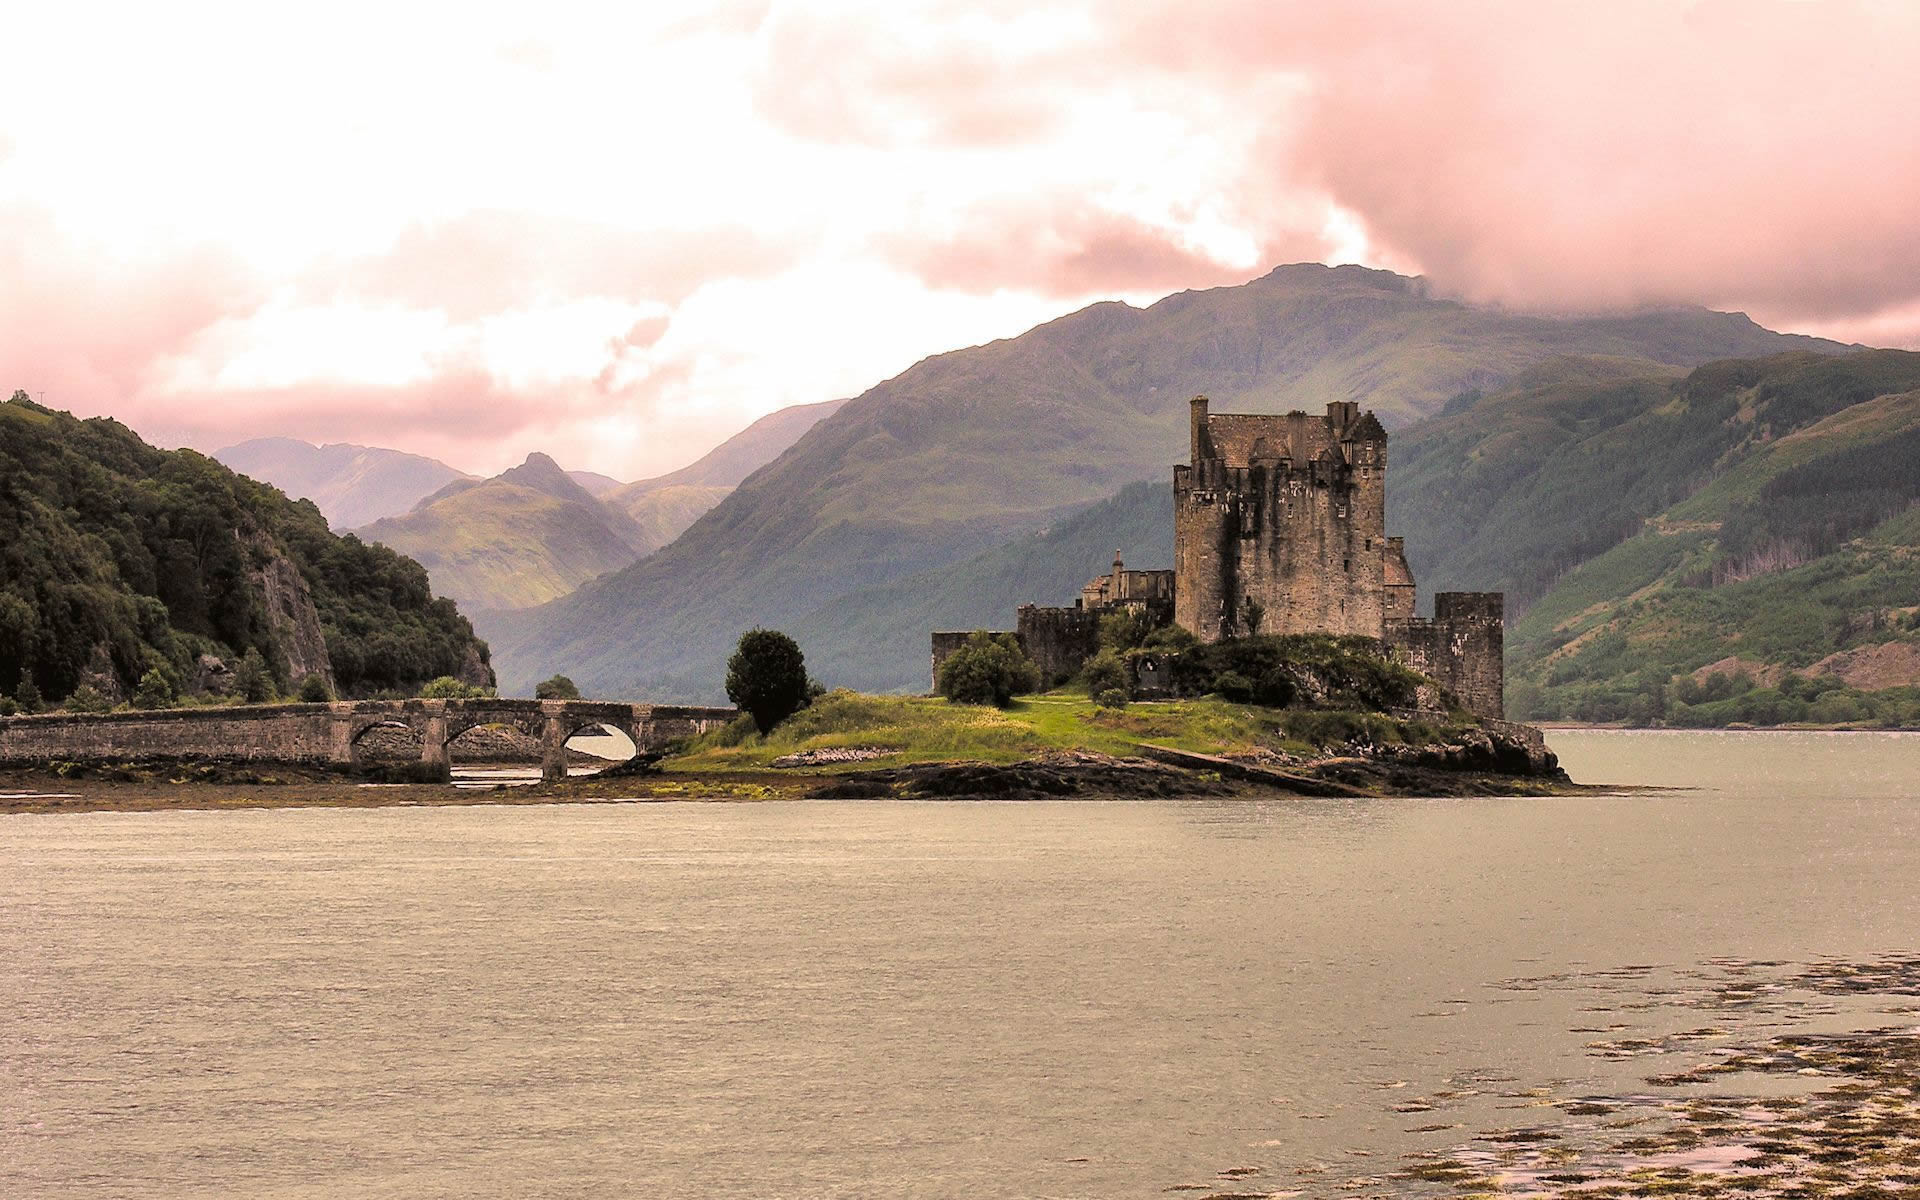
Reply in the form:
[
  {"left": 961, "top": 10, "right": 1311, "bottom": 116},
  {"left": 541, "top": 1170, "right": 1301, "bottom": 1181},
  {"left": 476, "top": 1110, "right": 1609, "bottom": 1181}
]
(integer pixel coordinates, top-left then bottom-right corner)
[
  {"left": 1016, "top": 605, "right": 1103, "bottom": 689},
  {"left": 1384, "top": 592, "right": 1505, "bottom": 720}
]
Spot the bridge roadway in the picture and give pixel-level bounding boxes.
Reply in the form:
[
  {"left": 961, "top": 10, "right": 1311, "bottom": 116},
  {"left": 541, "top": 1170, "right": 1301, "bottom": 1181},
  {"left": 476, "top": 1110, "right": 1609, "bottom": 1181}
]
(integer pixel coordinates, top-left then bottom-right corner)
[{"left": 0, "top": 698, "right": 739, "bottom": 782}]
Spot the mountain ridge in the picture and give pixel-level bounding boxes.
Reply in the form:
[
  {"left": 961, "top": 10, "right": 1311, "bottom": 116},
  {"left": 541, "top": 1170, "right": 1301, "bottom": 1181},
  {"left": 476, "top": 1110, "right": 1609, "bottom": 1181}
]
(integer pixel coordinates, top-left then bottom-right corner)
[{"left": 490, "top": 263, "right": 1847, "bottom": 698}]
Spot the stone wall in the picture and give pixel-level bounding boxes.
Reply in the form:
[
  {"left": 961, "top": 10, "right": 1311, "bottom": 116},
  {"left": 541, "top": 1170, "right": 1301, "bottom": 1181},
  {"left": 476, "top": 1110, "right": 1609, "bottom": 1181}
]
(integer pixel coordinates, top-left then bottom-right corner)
[
  {"left": 1016, "top": 605, "right": 1103, "bottom": 688},
  {"left": 1385, "top": 592, "right": 1505, "bottom": 720}
]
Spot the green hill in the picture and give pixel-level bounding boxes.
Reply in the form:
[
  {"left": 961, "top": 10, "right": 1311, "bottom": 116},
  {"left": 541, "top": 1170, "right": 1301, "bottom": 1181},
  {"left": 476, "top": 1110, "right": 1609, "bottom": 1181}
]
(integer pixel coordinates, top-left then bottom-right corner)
[
  {"left": 1, "top": 391, "right": 490, "bottom": 705},
  {"left": 357, "top": 453, "right": 654, "bottom": 612},
  {"left": 491, "top": 263, "right": 1841, "bottom": 698}
]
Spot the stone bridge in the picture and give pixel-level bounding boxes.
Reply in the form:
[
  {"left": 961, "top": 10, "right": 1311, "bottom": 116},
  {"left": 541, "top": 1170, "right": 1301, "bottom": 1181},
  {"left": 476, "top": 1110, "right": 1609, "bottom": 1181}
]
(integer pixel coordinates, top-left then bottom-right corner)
[{"left": 0, "top": 699, "right": 739, "bottom": 782}]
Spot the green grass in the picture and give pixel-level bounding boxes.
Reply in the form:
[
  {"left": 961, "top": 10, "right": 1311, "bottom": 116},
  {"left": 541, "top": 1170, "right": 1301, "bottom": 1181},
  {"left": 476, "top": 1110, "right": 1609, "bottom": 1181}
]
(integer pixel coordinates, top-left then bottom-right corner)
[{"left": 668, "top": 688, "right": 1467, "bottom": 771}]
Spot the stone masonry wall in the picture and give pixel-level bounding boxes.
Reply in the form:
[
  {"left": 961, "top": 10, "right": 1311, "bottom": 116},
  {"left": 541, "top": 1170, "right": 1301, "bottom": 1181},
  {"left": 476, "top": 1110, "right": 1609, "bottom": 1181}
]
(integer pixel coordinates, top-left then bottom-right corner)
[
  {"left": 1016, "top": 605, "right": 1103, "bottom": 689},
  {"left": 1385, "top": 592, "right": 1505, "bottom": 720}
]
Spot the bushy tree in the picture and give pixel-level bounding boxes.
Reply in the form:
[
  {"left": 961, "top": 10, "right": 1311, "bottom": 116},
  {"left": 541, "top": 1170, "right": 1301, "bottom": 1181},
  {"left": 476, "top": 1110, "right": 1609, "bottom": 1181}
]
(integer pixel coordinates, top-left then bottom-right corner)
[
  {"left": 232, "top": 647, "right": 275, "bottom": 704},
  {"left": 133, "top": 668, "right": 178, "bottom": 709},
  {"left": 726, "top": 629, "right": 812, "bottom": 733},
  {"left": 297, "top": 673, "right": 334, "bottom": 703},
  {"left": 15, "top": 679, "right": 42, "bottom": 714},
  {"left": 65, "top": 685, "right": 111, "bottom": 713},
  {"left": 1097, "top": 609, "right": 1151, "bottom": 653},
  {"left": 1141, "top": 624, "right": 1198, "bottom": 652},
  {"left": 936, "top": 631, "right": 1039, "bottom": 708},
  {"left": 1082, "top": 650, "right": 1131, "bottom": 701},
  {"left": 534, "top": 674, "right": 580, "bottom": 700},
  {"left": 419, "top": 675, "right": 492, "bottom": 699}
]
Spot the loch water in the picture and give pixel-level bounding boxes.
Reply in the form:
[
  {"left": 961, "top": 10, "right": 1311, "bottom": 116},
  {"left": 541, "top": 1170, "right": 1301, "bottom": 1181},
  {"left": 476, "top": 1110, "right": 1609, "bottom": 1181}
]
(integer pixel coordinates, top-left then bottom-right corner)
[{"left": 4, "top": 731, "right": 1918, "bottom": 1198}]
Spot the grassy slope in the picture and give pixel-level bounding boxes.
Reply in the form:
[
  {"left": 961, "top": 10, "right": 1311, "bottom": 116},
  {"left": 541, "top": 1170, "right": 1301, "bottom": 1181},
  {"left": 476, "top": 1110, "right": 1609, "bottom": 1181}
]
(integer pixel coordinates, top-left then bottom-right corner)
[
  {"left": 495, "top": 264, "right": 1836, "bottom": 698},
  {"left": 670, "top": 690, "right": 1465, "bottom": 771}
]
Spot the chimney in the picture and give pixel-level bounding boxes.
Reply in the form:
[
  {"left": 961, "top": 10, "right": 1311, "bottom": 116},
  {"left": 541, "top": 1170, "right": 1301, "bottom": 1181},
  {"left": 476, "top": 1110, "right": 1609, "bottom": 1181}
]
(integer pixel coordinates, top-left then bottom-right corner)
[{"left": 1189, "top": 395, "right": 1210, "bottom": 466}]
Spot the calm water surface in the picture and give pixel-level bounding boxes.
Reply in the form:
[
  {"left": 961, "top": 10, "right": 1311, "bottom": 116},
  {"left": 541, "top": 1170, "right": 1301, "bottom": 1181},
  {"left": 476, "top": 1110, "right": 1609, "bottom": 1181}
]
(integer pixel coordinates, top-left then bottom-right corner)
[{"left": 3, "top": 731, "right": 1917, "bottom": 1198}]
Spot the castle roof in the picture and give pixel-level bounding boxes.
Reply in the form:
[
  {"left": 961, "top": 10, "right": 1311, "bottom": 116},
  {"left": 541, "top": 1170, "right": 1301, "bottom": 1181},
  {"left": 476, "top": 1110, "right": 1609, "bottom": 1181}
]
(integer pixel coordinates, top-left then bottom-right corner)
[{"left": 1348, "top": 412, "right": 1388, "bottom": 443}]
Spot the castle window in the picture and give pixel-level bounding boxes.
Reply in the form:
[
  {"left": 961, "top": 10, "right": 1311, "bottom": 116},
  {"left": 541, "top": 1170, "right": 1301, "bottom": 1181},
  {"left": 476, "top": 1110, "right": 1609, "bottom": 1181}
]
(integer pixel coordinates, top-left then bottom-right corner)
[{"left": 1343, "top": 558, "right": 1350, "bottom": 572}]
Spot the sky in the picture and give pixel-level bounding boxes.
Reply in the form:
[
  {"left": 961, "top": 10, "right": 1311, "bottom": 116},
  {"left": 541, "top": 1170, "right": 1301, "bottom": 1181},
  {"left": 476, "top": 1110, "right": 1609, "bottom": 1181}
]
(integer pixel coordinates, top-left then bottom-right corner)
[{"left": 5, "top": 0, "right": 1918, "bottom": 479}]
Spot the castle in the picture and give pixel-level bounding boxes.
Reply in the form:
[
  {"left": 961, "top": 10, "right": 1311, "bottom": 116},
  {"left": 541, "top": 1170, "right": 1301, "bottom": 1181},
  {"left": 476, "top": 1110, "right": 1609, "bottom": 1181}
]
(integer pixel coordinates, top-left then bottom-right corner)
[{"left": 932, "top": 398, "right": 1505, "bottom": 719}]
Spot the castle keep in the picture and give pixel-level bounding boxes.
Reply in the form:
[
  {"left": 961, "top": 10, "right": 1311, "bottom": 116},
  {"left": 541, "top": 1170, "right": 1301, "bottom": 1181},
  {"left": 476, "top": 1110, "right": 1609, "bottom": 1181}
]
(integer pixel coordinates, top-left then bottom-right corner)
[{"left": 932, "top": 397, "right": 1505, "bottom": 719}]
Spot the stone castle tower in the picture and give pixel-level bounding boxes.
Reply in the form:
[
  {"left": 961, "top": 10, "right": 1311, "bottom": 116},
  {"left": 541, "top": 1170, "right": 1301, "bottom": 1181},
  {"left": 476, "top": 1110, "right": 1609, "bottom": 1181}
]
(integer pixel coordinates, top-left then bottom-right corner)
[
  {"left": 1174, "top": 396, "right": 1504, "bottom": 718},
  {"left": 1175, "top": 396, "right": 1406, "bottom": 640}
]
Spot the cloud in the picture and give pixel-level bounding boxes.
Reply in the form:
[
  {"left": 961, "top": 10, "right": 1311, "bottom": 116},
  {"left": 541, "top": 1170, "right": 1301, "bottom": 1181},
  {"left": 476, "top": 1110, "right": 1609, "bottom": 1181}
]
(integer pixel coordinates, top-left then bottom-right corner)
[
  {"left": 314, "top": 211, "right": 795, "bottom": 322},
  {"left": 0, "top": 203, "right": 265, "bottom": 419},
  {"left": 1118, "top": 0, "right": 1920, "bottom": 330},
  {"left": 879, "top": 199, "right": 1295, "bottom": 298}
]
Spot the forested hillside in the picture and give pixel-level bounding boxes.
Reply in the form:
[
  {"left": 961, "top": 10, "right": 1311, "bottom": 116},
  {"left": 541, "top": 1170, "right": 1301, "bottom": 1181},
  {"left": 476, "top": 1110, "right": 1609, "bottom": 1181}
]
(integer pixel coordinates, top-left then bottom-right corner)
[
  {"left": 0, "top": 392, "right": 491, "bottom": 706},
  {"left": 492, "top": 263, "right": 1837, "bottom": 697},
  {"left": 1387, "top": 351, "right": 1920, "bottom": 724}
]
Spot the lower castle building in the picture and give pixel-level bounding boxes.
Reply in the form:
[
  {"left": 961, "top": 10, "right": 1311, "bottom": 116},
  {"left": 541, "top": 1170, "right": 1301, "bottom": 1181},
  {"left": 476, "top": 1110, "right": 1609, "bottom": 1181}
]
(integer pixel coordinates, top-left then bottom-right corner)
[{"left": 932, "top": 397, "right": 1505, "bottom": 719}]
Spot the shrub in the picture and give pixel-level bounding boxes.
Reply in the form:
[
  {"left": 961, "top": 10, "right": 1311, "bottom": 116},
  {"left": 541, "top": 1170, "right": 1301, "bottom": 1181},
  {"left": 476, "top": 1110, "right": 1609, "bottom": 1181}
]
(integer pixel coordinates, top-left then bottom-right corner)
[
  {"left": 133, "top": 668, "right": 178, "bottom": 710},
  {"left": 15, "top": 679, "right": 41, "bottom": 714},
  {"left": 1141, "top": 624, "right": 1198, "bottom": 652},
  {"left": 0, "top": 697, "right": 16, "bottom": 717},
  {"left": 297, "top": 674, "right": 335, "bottom": 703},
  {"left": 1093, "top": 687, "right": 1130, "bottom": 710},
  {"left": 232, "top": 648, "right": 276, "bottom": 704},
  {"left": 1098, "top": 609, "right": 1151, "bottom": 653},
  {"left": 1082, "top": 650, "right": 1131, "bottom": 700},
  {"left": 725, "top": 628, "right": 812, "bottom": 733},
  {"left": 534, "top": 674, "right": 581, "bottom": 700},
  {"left": 65, "top": 685, "right": 111, "bottom": 714},
  {"left": 419, "top": 675, "right": 493, "bottom": 700},
  {"left": 936, "top": 631, "right": 1040, "bottom": 707}
]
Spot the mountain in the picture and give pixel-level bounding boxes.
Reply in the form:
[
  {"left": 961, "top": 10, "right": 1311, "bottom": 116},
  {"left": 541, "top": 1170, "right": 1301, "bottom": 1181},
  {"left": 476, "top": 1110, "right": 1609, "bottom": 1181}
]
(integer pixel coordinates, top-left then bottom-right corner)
[
  {"left": 1, "top": 391, "right": 491, "bottom": 705},
  {"left": 595, "top": 398, "right": 852, "bottom": 551},
  {"left": 567, "top": 470, "right": 624, "bottom": 498},
  {"left": 214, "top": 437, "right": 472, "bottom": 529},
  {"left": 618, "top": 397, "right": 849, "bottom": 495},
  {"left": 490, "top": 263, "right": 1844, "bottom": 698},
  {"left": 356, "top": 453, "right": 655, "bottom": 613}
]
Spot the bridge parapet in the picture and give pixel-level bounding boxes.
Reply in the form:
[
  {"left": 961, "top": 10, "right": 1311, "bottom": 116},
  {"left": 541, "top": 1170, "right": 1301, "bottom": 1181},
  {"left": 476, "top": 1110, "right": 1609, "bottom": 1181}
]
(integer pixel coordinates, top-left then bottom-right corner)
[{"left": 0, "top": 698, "right": 739, "bottom": 782}]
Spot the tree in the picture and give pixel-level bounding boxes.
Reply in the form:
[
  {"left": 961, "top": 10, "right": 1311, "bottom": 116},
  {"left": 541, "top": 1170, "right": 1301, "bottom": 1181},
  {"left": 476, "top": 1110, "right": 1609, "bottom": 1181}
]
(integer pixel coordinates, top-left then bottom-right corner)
[
  {"left": 1098, "top": 609, "right": 1151, "bottom": 653},
  {"left": 936, "top": 631, "right": 1040, "bottom": 708},
  {"left": 133, "top": 668, "right": 178, "bottom": 709},
  {"left": 1082, "top": 649, "right": 1131, "bottom": 701},
  {"left": 297, "top": 673, "right": 334, "bottom": 703},
  {"left": 535, "top": 674, "right": 580, "bottom": 700},
  {"left": 726, "top": 629, "right": 812, "bottom": 733},
  {"left": 15, "top": 679, "right": 42, "bottom": 714},
  {"left": 232, "top": 647, "right": 275, "bottom": 704},
  {"left": 419, "top": 675, "right": 491, "bottom": 699},
  {"left": 1141, "top": 624, "right": 1198, "bottom": 652},
  {"left": 65, "top": 685, "right": 111, "bottom": 713}
]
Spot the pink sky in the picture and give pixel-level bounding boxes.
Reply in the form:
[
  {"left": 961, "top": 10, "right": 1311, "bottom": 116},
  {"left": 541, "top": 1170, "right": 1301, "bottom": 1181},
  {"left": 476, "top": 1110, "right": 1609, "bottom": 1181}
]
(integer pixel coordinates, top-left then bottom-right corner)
[{"left": 6, "top": 1, "right": 1917, "bottom": 479}]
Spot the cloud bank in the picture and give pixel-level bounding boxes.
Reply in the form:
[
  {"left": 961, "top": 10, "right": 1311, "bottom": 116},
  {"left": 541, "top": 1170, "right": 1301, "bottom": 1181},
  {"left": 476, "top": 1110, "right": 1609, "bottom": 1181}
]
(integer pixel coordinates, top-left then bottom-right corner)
[{"left": 4, "top": 1, "right": 1916, "bottom": 476}]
